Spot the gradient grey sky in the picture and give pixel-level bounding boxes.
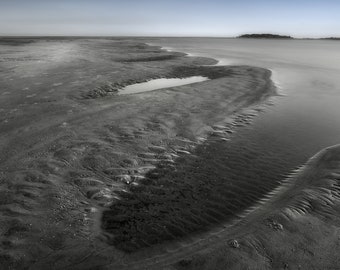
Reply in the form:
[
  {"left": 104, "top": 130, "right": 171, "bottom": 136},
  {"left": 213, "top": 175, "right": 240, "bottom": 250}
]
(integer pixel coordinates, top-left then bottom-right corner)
[{"left": 1, "top": 0, "right": 339, "bottom": 37}]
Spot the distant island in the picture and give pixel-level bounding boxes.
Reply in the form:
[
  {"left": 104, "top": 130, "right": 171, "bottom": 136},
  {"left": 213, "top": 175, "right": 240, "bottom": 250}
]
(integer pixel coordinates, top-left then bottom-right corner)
[
  {"left": 238, "top": 34, "right": 293, "bottom": 39},
  {"left": 237, "top": 34, "right": 340, "bottom": 40},
  {"left": 320, "top": 37, "right": 340, "bottom": 40}
]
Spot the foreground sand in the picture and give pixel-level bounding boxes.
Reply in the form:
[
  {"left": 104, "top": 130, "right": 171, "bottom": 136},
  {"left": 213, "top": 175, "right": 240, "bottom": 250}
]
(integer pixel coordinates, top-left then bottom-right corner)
[
  {"left": 1, "top": 38, "right": 339, "bottom": 270},
  {"left": 170, "top": 144, "right": 340, "bottom": 270}
]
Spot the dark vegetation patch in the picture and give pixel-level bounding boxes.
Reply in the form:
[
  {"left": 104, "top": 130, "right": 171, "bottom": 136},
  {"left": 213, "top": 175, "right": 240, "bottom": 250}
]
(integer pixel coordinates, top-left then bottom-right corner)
[
  {"left": 238, "top": 34, "right": 293, "bottom": 39},
  {"left": 320, "top": 37, "right": 340, "bottom": 40}
]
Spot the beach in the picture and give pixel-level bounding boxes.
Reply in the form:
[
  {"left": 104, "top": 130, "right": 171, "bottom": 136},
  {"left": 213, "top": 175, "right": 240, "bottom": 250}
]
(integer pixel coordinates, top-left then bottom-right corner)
[
  {"left": 1, "top": 0, "right": 340, "bottom": 268},
  {"left": 1, "top": 37, "right": 340, "bottom": 270},
  {"left": 0, "top": 38, "right": 276, "bottom": 269}
]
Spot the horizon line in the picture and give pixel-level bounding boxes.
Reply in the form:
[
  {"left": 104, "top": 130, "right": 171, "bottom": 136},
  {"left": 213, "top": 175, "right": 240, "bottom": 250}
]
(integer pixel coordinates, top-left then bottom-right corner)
[{"left": 0, "top": 35, "right": 339, "bottom": 39}]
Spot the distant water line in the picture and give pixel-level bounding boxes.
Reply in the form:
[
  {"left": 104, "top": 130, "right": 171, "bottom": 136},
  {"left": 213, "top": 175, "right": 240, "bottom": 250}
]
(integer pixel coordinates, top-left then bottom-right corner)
[
  {"left": 150, "top": 38, "right": 340, "bottom": 156},
  {"left": 147, "top": 38, "right": 340, "bottom": 210}
]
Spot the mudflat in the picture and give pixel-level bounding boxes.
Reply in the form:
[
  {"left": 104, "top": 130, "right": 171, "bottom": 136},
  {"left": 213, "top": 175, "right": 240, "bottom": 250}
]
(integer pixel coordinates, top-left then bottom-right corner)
[
  {"left": 1, "top": 37, "right": 280, "bottom": 269},
  {"left": 171, "top": 144, "right": 340, "bottom": 270}
]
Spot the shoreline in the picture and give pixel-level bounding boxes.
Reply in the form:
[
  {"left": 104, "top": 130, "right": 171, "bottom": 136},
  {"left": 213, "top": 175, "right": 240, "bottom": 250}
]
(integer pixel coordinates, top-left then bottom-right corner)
[
  {"left": 154, "top": 43, "right": 282, "bottom": 88},
  {"left": 3, "top": 37, "right": 340, "bottom": 270},
  {"left": 104, "top": 41, "right": 340, "bottom": 269},
  {"left": 0, "top": 37, "right": 286, "bottom": 270}
]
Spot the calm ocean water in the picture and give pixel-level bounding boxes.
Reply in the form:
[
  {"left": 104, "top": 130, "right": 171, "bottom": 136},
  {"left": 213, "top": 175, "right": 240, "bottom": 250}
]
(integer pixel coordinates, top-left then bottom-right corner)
[{"left": 148, "top": 38, "right": 340, "bottom": 160}]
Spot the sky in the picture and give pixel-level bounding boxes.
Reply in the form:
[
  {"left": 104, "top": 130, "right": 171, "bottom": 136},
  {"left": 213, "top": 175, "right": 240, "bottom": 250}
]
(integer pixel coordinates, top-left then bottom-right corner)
[{"left": 0, "top": 0, "right": 339, "bottom": 37}]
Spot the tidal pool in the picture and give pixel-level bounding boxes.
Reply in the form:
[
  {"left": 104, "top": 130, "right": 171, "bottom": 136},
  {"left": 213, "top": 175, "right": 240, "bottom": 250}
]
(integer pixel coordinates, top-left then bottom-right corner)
[{"left": 118, "top": 76, "right": 209, "bottom": 95}]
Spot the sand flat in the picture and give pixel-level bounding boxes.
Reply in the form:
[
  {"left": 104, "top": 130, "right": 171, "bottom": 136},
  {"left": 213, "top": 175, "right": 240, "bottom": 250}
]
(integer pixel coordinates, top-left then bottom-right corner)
[
  {"left": 1, "top": 37, "right": 340, "bottom": 270},
  {"left": 0, "top": 37, "right": 287, "bottom": 270}
]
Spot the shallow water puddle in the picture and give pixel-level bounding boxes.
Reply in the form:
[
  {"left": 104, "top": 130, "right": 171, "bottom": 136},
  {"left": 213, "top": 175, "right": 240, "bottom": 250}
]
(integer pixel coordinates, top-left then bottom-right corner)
[{"left": 119, "top": 76, "right": 209, "bottom": 95}]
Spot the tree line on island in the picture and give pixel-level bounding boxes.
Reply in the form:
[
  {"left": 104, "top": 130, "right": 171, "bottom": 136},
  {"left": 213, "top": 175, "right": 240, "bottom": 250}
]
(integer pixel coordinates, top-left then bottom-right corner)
[
  {"left": 238, "top": 34, "right": 339, "bottom": 40},
  {"left": 238, "top": 34, "right": 293, "bottom": 39}
]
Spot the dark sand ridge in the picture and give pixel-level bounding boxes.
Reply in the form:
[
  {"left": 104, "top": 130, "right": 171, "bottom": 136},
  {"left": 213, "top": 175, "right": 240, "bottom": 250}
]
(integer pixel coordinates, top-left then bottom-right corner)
[
  {"left": 0, "top": 38, "right": 275, "bottom": 269},
  {"left": 113, "top": 145, "right": 340, "bottom": 270},
  {"left": 168, "top": 144, "right": 340, "bottom": 270}
]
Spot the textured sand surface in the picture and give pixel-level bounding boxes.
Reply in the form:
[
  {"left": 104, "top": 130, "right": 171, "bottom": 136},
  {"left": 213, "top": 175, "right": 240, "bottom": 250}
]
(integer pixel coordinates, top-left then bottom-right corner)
[
  {"left": 2, "top": 38, "right": 340, "bottom": 270},
  {"left": 170, "top": 144, "right": 340, "bottom": 270},
  {"left": 0, "top": 38, "right": 276, "bottom": 269}
]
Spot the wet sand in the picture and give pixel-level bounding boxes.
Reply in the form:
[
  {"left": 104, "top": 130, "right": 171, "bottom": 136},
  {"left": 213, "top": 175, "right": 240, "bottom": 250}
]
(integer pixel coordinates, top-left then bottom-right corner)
[
  {"left": 170, "top": 144, "right": 340, "bottom": 270},
  {"left": 0, "top": 38, "right": 275, "bottom": 269},
  {"left": 2, "top": 37, "right": 339, "bottom": 270}
]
